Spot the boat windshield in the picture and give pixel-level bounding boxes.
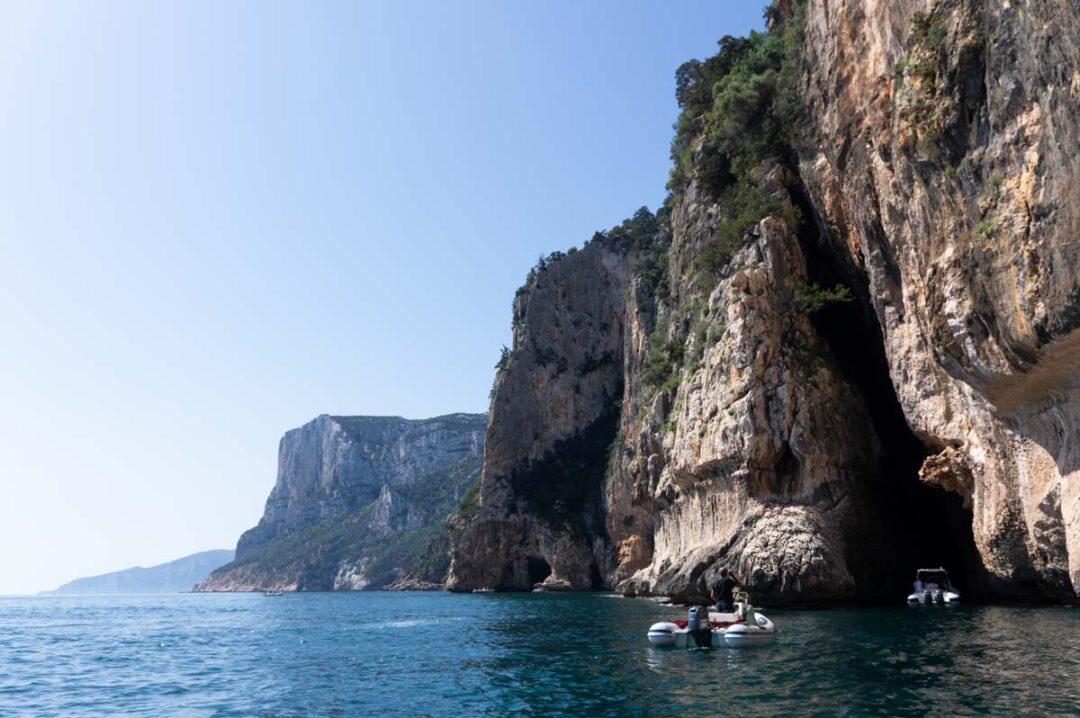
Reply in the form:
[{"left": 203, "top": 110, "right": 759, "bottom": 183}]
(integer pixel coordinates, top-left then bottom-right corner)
[{"left": 916, "top": 570, "right": 951, "bottom": 587}]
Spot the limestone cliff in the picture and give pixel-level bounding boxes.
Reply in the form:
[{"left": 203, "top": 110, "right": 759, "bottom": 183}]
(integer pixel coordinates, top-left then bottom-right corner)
[
  {"left": 449, "top": 0, "right": 1079, "bottom": 602},
  {"left": 198, "top": 414, "right": 484, "bottom": 592},
  {"left": 798, "top": 0, "right": 1080, "bottom": 597},
  {"left": 447, "top": 238, "right": 632, "bottom": 591}
]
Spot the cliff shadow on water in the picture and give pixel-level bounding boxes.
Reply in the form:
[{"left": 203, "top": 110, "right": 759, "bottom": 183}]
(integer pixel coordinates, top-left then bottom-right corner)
[{"left": 788, "top": 179, "right": 987, "bottom": 602}]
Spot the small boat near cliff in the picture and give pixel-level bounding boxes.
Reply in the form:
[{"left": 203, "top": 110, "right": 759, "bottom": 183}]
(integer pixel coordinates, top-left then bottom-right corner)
[
  {"left": 647, "top": 592, "right": 776, "bottom": 648},
  {"left": 263, "top": 588, "right": 285, "bottom": 597},
  {"left": 906, "top": 567, "right": 960, "bottom": 605}
]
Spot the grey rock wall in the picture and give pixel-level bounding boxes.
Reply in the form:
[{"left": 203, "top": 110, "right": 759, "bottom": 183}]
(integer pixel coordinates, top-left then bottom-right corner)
[{"left": 198, "top": 413, "right": 484, "bottom": 592}]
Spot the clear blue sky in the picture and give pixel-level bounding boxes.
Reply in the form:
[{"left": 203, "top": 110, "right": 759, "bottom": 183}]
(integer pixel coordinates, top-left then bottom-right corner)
[{"left": 0, "top": 1, "right": 765, "bottom": 594}]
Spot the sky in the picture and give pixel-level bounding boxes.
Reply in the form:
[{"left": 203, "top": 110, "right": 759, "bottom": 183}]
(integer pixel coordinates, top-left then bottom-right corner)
[{"left": 0, "top": 0, "right": 766, "bottom": 594}]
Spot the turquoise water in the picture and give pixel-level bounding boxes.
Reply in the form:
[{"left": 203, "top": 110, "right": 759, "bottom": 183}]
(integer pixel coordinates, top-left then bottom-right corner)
[{"left": 1, "top": 592, "right": 1078, "bottom": 716}]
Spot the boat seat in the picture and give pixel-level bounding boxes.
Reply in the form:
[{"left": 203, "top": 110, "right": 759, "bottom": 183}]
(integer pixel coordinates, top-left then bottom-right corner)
[{"left": 708, "top": 611, "right": 740, "bottom": 624}]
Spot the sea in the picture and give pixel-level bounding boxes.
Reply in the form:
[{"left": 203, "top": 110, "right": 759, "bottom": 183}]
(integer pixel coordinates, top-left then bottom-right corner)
[{"left": 1, "top": 591, "right": 1078, "bottom": 717}]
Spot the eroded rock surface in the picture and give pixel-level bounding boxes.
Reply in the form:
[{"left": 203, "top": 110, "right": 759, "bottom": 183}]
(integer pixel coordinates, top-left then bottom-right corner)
[
  {"left": 799, "top": 0, "right": 1080, "bottom": 596},
  {"left": 612, "top": 201, "right": 886, "bottom": 603}
]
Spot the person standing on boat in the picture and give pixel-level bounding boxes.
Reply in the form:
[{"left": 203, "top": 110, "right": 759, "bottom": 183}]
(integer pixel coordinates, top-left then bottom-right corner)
[{"left": 711, "top": 567, "right": 740, "bottom": 613}]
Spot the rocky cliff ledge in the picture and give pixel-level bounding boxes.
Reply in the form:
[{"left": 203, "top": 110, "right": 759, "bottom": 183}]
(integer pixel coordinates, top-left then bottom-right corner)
[
  {"left": 197, "top": 414, "right": 484, "bottom": 592},
  {"left": 449, "top": 0, "right": 1079, "bottom": 603}
]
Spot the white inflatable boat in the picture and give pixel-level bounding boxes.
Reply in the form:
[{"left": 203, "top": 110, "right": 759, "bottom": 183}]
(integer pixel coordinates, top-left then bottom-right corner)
[
  {"left": 647, "top": 592, "right": 777, "bottom": 648},
  {"left": 906, "top": 567, "right": 960, "bottom": 605}
]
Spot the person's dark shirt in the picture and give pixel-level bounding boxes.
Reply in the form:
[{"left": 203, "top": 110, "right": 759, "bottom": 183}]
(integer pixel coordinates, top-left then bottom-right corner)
[{"left": 712, "top": 576, "right": 737, "bottom": 605}]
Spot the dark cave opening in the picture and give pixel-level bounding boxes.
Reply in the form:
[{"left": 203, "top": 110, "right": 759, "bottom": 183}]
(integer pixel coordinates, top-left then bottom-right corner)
[
  {"left": 527, "top": 557, "right": 552, "bottom": 587},
  {"left": 787, "top": 180, "right": 986, "bottom": 601}
]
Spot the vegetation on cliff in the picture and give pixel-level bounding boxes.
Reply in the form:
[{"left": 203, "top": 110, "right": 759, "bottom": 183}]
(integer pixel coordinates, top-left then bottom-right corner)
[
  {"left": 669, "top": 2, "right": 806, "bottom": 277},
  {"left": 630, "top": 3, "right": 814, "bottom": 406}
]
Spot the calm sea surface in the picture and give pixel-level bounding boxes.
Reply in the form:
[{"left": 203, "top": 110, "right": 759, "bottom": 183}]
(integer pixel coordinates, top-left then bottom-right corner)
[{"left": 1, "top": 592, "right": 1078, "bottom": 717}]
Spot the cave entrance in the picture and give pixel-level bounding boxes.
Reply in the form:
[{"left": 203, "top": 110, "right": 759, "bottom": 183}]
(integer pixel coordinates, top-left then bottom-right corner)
[
  {"left": 788, "top": 179, "right": 985, "bottom": 601},
  {"left": 526, "top": 557, "right": 552, "bottom": 587},
  {"left": 886, "top": 461, "right": 985, "bottom": 598}
]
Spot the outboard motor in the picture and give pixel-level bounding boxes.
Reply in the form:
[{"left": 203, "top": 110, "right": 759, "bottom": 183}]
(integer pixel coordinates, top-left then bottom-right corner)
[{"left": 687, "top": 605, "right": 712, "bottom": 649}]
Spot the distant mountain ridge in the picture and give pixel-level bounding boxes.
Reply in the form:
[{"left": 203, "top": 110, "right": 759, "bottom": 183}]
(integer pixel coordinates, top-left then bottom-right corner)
[{"left": 47, "top": 549, "right": 234, "bottom": 594}]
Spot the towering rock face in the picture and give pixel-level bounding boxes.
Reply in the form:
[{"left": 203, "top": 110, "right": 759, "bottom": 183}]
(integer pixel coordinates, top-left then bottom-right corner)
[
  {"left": 450, "top": 0, "right": 1080, "bottom": 601},
  {"left": 797, "top": 0, "right": 1080, "bottom": 596},
  {"left": 447, "top": 240, "right": 631, "bottom": 591},
  {"left": 608, "top": 186, "right": 888, "bottom": 602},
  {"left": 198, "top": 414, "right": 484, "bottom": 592}
]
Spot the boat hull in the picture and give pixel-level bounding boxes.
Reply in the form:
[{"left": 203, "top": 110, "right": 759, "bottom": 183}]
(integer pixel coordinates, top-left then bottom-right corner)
[
  {"left": 722, "top": 620, "right": 776, "bottom": 646},
  {"left": 906, "top": 590, "right": 960, "bottom": 605}
]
